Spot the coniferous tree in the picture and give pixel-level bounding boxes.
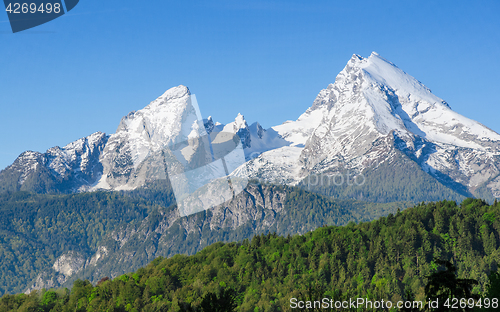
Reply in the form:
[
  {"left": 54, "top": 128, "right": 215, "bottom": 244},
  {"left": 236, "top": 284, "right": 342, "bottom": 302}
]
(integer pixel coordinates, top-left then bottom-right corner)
[
  {"left": 200, "top": 288, "right": 237, "bottom": 312},
  {"left": 424, "top": 259, "right": 479, "bottom": 312}
]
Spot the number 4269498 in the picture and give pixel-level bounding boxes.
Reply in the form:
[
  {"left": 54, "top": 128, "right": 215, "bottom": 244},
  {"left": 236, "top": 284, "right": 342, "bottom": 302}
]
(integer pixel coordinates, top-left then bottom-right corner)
[
  {"left": 443, "top": 298, "right": 498, "bottom": 309},
  {"left": 5, "top": 3, "right": 61, "bottom": 14}
]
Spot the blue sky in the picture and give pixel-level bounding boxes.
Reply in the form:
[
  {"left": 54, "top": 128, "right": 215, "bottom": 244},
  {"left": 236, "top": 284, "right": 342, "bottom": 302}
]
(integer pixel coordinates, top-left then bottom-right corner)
[{"left": 1, "top": 0, "right": 499, "bottom": 170}]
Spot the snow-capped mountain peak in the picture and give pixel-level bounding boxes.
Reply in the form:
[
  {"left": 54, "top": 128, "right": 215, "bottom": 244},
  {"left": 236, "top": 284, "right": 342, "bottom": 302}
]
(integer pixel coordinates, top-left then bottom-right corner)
[
  {"left": 222, "top": 113, "right": 249, "bottom": 134},
  {"left": 308, "top": 52, "right": 500, "bottom": 149},
  {"left": 95, "top": 85, "right": 207, "bottom": 190},
  {"left": 233, "top": 52, "right": 500, "bottom": 198}
]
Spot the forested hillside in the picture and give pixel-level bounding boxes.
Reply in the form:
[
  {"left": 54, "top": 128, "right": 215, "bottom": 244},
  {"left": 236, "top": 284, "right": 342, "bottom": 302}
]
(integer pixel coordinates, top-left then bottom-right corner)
[
  {"left": 0, "top": 182, "right": 408, "bottom": 295},
  {"left": 0, "top": 190, "right": 159, "bottom": 295},
  {"left": 1, "top": 198, "right": 498, "bottom": 311}
]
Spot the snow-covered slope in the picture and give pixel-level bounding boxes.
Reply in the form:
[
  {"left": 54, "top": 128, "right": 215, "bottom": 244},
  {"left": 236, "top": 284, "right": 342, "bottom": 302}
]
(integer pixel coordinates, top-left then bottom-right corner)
[{"left": 360, "top": 52, "right": 500, "bottom": 149}]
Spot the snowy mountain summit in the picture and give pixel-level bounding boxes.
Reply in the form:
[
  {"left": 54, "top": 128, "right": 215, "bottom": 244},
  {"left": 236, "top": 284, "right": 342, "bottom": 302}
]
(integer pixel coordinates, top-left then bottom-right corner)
[
  {"left": 2, "top": 52, "right": 500, "bottom": 201},
  {"left": 234, "top": 52, "right": 500, "bottom": 199}
]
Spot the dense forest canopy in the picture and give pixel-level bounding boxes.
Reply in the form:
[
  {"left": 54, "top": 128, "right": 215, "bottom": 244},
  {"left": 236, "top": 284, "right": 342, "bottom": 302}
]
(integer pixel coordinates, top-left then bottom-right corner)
[{"left": 0, "top": 198, "right": 499, "bottom": 311}]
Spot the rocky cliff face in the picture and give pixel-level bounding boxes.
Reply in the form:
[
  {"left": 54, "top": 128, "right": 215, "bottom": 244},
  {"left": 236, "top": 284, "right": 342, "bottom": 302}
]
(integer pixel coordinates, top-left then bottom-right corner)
[
  {"left": 98, "top": 183, "right": 285, "bottom": 274},
  {"left": 24, "top": 251, "right": 87, "bottom": 294}
]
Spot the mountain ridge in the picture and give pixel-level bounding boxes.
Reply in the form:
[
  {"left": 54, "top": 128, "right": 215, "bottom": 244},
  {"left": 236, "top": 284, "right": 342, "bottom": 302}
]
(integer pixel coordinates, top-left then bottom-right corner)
[{"left": 1, "top": 52, "right": 499, "bottom": 202}]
